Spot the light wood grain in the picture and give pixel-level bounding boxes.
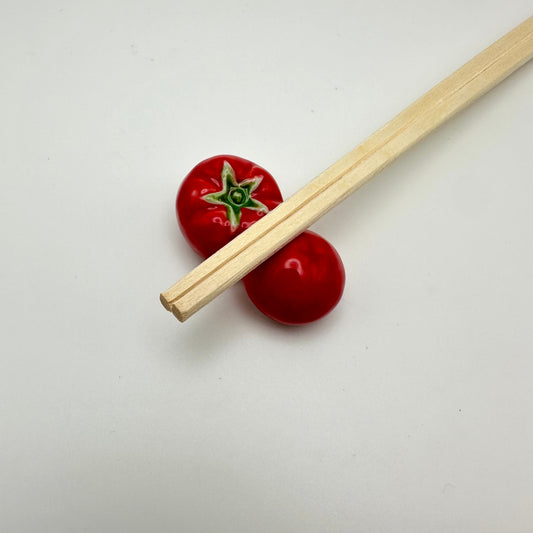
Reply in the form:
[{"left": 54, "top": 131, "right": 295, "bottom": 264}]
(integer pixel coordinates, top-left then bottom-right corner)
[{"left": 161, "top": 16, "right": 533, "bottom": 322}]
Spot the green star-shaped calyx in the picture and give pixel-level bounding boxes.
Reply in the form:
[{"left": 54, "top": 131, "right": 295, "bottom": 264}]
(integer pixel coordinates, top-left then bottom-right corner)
[{"left": 202, "top": 161, "right": 269, "bottom": 231}]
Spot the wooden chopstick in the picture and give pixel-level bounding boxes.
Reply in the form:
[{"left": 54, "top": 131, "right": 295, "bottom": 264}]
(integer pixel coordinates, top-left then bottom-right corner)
[{"left": 161, "top": 16, "right": 533, "bottom": 322}]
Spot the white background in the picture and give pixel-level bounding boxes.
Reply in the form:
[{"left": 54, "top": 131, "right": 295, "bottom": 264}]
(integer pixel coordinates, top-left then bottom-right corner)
[{"left": 1, "top": 1, "right": 532, "bottom": 531}]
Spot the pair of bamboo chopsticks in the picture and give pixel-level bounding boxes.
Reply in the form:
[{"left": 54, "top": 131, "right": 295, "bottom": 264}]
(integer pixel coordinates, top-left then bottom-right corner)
[{"left": 161, "top": 16, "right": 533, "bottom": 322}]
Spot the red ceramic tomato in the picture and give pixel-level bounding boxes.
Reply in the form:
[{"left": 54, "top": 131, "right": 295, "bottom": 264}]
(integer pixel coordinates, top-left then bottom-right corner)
[
  {"left": 177, "top": 155, "right": 283, "bottom": 258},
  {"left": 243, "top": 231, "right": 345, "bottom": 325}
]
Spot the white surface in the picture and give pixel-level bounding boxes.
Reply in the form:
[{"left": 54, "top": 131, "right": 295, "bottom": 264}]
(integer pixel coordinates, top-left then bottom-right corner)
[{"left": 1, "top": 1, "right": 532, "bottom": 531}]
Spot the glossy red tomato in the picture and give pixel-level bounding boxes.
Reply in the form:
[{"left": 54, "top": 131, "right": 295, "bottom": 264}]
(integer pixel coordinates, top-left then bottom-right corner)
[
  {"left": 243, "top": 231, "right": 345, "bottom": 325},
  {"left": 177, "top": 155, "right": 283, "bottom": 258}
]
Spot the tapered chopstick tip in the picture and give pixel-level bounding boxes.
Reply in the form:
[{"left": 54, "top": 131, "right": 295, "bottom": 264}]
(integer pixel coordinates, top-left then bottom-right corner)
[
  {"left": 160, "top": 292, "right": 173, "bottom": 311},
  {"left": 171, "top": 304, "right": 187, "bottom": 322}
]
